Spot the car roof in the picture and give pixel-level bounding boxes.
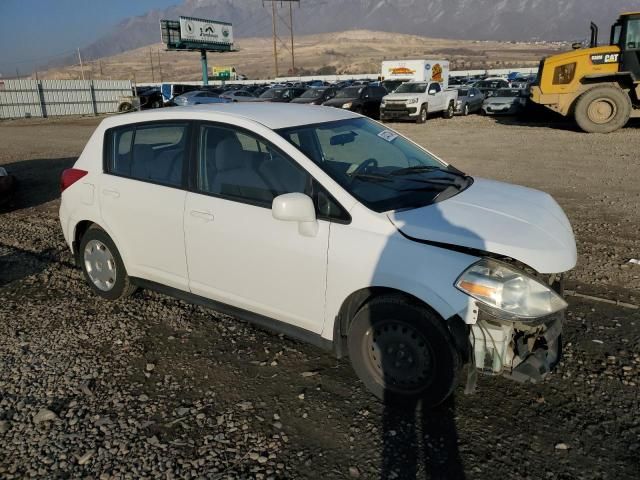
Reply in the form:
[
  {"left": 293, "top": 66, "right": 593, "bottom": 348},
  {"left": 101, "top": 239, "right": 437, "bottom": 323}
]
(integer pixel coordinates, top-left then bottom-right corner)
[{"left": 100, "top": 103, "right": 361, "bottom": 130}]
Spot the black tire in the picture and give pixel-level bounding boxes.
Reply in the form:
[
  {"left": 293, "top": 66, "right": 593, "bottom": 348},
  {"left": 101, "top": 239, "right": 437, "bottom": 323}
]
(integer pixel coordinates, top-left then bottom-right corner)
[
  {"left": 347, "top": 295, "right": 461, "bottom": 406},
  {"left": 151, "top": 100, "right": 161, "bottom": 109},
  {"left": 574, "top": 85, "right": 631, "bottom": 133},
  {"left": 416, "top": 105, "right": 428, "bottom": 124},
  {"left": 443, "top": 101, "right": 455, "bottom": 119},
  {"left": 118, "top": 102, "right": 133, "bottom": 113},
  {"left": 79, "top": 225, "right": 136, "bottom": 301}
]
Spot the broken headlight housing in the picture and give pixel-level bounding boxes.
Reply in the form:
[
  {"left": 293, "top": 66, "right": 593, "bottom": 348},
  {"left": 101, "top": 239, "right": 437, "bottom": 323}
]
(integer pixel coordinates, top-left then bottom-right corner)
[{"left": 456, "top": 259, "right": 567, "bottom": 321}]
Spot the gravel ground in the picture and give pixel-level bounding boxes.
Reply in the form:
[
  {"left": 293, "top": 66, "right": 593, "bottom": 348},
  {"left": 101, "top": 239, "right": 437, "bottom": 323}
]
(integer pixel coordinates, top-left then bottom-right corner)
[{"left": 0, "top": 114, "right": 638, "bottom": 479}]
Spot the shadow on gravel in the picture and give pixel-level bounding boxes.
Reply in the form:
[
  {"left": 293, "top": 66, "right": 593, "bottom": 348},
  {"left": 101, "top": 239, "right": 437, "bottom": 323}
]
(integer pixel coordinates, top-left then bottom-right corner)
[
  {"left": 0, "top": 244, "right": 52, "bottom": 286},
  {"left": 489, "top": 104, "right": 640, "bottom": 132},
  {"left": 381, "top": 396, "right": 465, "bottom": 480},
  {"left": 0, "top": 157, "right": 76, "bottom": 212}
]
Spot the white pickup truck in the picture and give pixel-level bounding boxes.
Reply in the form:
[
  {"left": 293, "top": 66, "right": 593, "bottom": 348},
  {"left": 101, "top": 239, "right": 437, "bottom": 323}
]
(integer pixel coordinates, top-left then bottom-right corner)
[{"left": 379, "top": 81, "right": 458, "bottom": 123}]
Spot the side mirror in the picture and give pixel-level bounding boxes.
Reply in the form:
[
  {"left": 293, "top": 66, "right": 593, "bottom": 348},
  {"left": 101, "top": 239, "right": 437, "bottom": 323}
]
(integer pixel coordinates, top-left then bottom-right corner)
[
  {"left": 272, "top": 193, "right": 318, "bottom": 237},
  {"left": 428, "top": 89, "right": 437, "bottom": 95}
]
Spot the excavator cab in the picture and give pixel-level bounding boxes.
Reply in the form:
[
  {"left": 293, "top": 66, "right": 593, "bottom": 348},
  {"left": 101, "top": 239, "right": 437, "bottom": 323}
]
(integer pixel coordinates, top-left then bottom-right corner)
[{"left": 612, "top": 13, "right": 640, "bottom": 79}]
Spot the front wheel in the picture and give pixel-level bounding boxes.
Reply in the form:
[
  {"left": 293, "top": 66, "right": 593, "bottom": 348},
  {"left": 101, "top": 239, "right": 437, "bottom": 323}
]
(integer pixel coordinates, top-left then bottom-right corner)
[
  {"left": 574, "top": 86, "right": 631, "bottom": 133},
  {"left": 79, "top": 226, "right": 136, "bottom": 300},
  {"left": 416, "top": 105, "right": 428, "bottom": 124},
  {"left": 347, "top": 295, "right": 461, "bottom": 406}
]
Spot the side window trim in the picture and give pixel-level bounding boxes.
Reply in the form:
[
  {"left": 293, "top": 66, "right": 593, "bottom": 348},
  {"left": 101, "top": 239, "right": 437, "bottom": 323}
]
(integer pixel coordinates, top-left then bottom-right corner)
[
  {"left": 103, "top": 119, "right": 193, "bottom": 190},
  {"left": 191, "top": 120, "right": 351, "bottom": 224}
]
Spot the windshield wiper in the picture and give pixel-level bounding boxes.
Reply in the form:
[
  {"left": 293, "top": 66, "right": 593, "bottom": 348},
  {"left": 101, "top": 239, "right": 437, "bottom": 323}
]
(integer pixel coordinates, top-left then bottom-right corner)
[
  {"left": 390, "top": 165, "right": 465, "bottom": 177},
  {"left": 348, "top": 173, "right": 393, "bottom": 183}
]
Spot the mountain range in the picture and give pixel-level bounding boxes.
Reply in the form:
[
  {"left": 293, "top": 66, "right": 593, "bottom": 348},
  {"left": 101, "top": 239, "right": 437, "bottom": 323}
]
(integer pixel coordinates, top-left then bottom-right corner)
[{"left": 49, "top": 0, "right": 640, "bottom": 68}]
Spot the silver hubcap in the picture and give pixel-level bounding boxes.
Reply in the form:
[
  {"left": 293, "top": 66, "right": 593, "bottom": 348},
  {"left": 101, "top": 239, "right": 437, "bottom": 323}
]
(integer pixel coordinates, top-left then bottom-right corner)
[
  {"left": 421, "top": 109, "right": 426, "bottom": 121},
  {"left": 84, "top": 240, "right": 117, "bottom": 291}
]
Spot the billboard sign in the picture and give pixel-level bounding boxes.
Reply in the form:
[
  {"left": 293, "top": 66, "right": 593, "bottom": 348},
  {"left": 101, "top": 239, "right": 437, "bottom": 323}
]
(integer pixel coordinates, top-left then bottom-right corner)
[
  {"left": 211, "top": 66, "right": 236, "bottom": 80},
  {"left": 179, "top": 17, "right": 233, "bottom": 46}
]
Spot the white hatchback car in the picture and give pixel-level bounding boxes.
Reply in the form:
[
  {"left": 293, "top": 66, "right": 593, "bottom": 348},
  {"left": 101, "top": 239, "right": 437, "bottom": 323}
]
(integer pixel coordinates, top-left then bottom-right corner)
[{"left": 60, "top": 104, "right": 576, "bottom": 405}]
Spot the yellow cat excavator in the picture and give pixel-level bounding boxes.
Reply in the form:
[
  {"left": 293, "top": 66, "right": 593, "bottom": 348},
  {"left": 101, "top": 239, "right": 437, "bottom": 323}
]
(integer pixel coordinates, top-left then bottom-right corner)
[{"left": 530, "top": 12, "right": 640, "bottom": 133}]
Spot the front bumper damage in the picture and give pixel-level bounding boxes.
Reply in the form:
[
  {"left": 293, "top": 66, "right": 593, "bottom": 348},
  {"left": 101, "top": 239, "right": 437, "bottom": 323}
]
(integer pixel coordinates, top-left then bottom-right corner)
[{"left": 471, "top": 311, "right": 563, "bottom": 384}]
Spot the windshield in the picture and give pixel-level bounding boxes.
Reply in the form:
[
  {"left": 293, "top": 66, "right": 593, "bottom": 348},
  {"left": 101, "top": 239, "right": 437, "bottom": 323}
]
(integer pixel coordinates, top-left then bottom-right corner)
[
  {"left": 457, "top": 89, "right": 469, "bottom": 96},
  {"left": 260, "top": 88, "right": 285, "bottom": 99},
  {"left": 277, "top": 118, "right": 470, "bottom": 212},
  {"left": 336, "top": 87, "right": 362, "bottom": 98},
  {"left": 300, "top": 88, "right": 326, "bottom": 99},
  {"left": 394, "top": 82, "right": 428, "bottom": 94}
]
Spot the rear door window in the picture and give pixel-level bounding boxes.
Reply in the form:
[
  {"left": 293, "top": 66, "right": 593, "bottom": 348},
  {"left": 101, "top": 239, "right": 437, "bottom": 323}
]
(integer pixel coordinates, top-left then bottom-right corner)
[{"left": 106, "top": 123, "right": 189, "bottom": 188}]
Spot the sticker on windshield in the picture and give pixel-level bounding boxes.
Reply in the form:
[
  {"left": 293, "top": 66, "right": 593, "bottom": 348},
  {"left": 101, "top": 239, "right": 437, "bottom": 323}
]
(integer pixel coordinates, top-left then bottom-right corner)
[{"left": 377, "top": 130, "right": 398, "bottom": 142}]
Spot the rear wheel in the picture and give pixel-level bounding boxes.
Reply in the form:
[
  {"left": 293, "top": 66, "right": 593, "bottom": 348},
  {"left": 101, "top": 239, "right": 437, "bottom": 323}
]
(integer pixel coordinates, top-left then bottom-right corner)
[
  {"left": 416, "top": 105, "right": 428, "bottom": 124},
  {"left": 443, "top": 101, "right": 455, "bottom": 119},
  {"left": 79, "top": 226, "right": 136, "bottom": 300},
  {"left": 118, "top": 102, "right": 133, "bottom": 113},
  {"left": 574, "top": 86, "right": 631, "bottom": 133},
  {"left": 347, "top": 295, "right": 461, "bottom": 406}
]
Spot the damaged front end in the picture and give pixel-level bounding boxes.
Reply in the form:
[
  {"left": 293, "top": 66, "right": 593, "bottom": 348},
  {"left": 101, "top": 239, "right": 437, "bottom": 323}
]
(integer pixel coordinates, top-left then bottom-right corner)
[
  {"left": 471, "top": 309, "right": 563, "bottom": 383},
  {"left": 455, "top": 258, "right": 567, "bottom": 385}
]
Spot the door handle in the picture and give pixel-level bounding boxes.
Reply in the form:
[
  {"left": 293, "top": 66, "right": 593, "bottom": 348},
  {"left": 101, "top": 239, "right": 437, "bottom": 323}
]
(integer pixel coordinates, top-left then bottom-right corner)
[
  {"left": 190, "top": 210, "right": 214, "bottom": 221},
  {"left": 102, "top": 189, "right": 120, "bottom": 198}
]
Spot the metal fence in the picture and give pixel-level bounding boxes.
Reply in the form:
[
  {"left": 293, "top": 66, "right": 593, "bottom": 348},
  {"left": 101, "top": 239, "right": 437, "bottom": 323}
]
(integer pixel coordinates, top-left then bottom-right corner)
[{"left": 0, "top": 79, "right": 133, "bottom": 119}]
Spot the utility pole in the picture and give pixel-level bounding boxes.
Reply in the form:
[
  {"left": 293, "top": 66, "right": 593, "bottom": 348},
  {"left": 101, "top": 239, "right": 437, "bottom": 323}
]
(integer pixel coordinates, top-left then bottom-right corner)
[
  {"left": 15, "top": 68, "right": 19, "bottom": 79},
  {"left": 289, "top": 1, "right": 295, "bottom": 74},
  {"left": 149, "top": 48, "right": 155, "bottom": 82},
  {"left": 77, "top": 48, "right": 85, "bottom": 80},
  {"left": 99, "top": 60, "right": 103, "bottom": 77},
  {"left": 271, "top": 1, "right": 279, "bottom": 78},
  {"left": 264, "top": 1, "right": 298, "bottom": 78},
  {"left": 157, "top": 49, "right": 163, "bottom": 82}
]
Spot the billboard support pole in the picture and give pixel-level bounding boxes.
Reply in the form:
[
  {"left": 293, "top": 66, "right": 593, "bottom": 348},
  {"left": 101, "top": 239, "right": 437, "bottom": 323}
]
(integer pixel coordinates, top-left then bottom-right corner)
[{"left": 200, "top": 50, "right": 209, "bottom": 85}]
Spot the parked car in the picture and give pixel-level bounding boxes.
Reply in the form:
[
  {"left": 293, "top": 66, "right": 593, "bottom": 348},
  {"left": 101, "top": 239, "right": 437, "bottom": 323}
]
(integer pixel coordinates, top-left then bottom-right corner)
[
  {"left": 454, "top": 87, "right": 484, "bottom": 116},
  {"left": 322, "top": 85, "right": 387, "bottom": 118},
  {"left": 160, "top": 83, "right": 201, "bottom": 105},
  {"left": 0, "top": 167, "right": 16, "bottom": 207},
  {"left": 381, "top": 79, "right": 407, "bottom": 93},
  {"left": 137, "top": 87, "right": 164, "bottom": 110},
  {"left": 59, "top": 103, "right": 576, "bottom": 405},
  {"left": 473, "top": 78, "right": 510, "bottom": 96},
  {"left": 171, "top": 91, "right": 232, "bottom": 107},
  {"left": 256, "top": 87, "right": 307, "bottom": 103},
  {"left": 481, "top": 88, "right": 528, "bottom": 115},
  {"left": 290, "top": 87, "right": 337, "bottom": 105},
  {"left": 380, "top": 81, "right": 458, "bottom": 123},
  {"left": 220, "top": 90, "right": 257, "bottom": 102}
]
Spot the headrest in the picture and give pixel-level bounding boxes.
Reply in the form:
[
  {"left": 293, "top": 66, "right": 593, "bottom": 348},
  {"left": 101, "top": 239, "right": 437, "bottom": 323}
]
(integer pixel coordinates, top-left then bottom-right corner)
[{"left": 215, "top": 137, "right": 245, "bottom": 171}]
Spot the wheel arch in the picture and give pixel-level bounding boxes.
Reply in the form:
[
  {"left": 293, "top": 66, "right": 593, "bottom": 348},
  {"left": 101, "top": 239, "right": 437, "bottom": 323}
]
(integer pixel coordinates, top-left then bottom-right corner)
[
  {"left": 331, "top": 286, "right": 468, "bottom": 360},
  {"left": 72, "top": 219, "right": 126, "bottom": 268}
]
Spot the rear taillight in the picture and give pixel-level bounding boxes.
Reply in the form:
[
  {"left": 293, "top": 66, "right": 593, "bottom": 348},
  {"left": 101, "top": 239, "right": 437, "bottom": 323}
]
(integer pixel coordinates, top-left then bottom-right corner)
[{"left": 60, "top": 168, "right": 88, "bottom": 193}]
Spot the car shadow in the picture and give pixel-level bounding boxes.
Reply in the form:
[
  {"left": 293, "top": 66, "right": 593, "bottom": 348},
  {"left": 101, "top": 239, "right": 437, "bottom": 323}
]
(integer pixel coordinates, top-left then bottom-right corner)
[
  {"left": 0, "top": 244, "right": 54, "bottom": 287},
  {"left": 367, "top": 196, "right": 488, "bottom": 479},
  {"left": 0, "top": 157, "right": 76, "bottom": 213}
]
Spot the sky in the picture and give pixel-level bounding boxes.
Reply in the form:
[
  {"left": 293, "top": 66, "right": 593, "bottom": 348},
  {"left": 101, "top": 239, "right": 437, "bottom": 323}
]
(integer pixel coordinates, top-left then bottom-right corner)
[{"left": 0, "top": 0, "right": 179, "bottom": 77}]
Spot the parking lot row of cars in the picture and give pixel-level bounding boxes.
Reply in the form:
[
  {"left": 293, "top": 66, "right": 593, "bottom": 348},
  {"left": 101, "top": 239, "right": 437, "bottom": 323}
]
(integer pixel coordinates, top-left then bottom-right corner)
[{"left": 130, "top": 73, "right": 536, "bottom": 121}]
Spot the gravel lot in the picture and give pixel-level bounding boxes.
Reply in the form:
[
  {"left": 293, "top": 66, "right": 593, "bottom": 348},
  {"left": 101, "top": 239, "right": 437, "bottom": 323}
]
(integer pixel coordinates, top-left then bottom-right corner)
[{"left": 0, "top": 114, "right": 639, "bottom": 479}]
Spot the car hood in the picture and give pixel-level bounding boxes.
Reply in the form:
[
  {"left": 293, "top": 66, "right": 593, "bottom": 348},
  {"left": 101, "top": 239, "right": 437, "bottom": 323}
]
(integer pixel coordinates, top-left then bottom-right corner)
[
  {"left": 324, "top": 97, "right": 357, "bottom": 106},
  {"left": 485, "top": 97, "right": 519, "bottom": 104},
  {"left": 387, "top": 178, "right": 577, "bottom": 273},
  {"left": 291, "top": 97, "right": 318, "bottom": 104},
  {"left": 384, "top": 93, "right": 422, "bottom": 101}
]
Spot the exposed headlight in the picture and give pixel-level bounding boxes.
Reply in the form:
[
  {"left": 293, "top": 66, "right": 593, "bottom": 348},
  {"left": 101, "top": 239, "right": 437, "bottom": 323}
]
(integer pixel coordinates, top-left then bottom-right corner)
[
  {"left": 342, "top": 102, "right": 352, "bottom": 109},
  {"left": 456, "top": 259, "right": 567, "bottom": 320},
  {"left": 406, "top": 98, "right": 418, "bottom": 104}
]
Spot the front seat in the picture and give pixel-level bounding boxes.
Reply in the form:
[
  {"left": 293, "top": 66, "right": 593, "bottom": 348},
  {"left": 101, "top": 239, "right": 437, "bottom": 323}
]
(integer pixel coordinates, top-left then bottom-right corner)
[{"left": 210, "top": 137, "right": 273, "bottom": 202}]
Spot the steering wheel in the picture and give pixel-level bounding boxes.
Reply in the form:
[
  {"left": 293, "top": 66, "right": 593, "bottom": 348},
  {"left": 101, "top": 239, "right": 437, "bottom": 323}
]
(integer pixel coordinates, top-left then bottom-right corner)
[{"left": 350, "top": 158, "right": 379, "bottom": 177}]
